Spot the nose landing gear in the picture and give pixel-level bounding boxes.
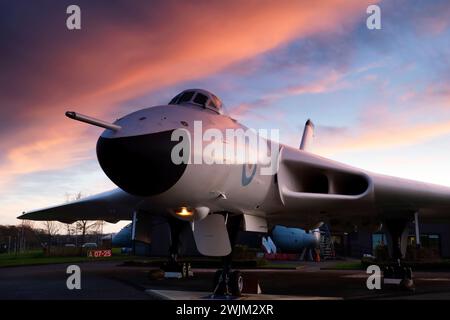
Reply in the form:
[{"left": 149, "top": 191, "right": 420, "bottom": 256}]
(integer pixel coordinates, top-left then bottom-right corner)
[
  {"left": 211, "top": 214, "right": 245, "bottom": 298},
  {"left": 162, "top": 218, "right": 193, "bottom": 279}
]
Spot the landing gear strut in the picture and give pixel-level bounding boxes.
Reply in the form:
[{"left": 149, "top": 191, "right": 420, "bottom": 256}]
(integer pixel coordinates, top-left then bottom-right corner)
[
  {"left": 383, "top": 219, "right": 414, "bottom": 290},
  {"left": 212, "top": 215, "right": 244, "bottom": 297},
  {"left": 162, "top": 218, "right": 192, "bottom": 279}
]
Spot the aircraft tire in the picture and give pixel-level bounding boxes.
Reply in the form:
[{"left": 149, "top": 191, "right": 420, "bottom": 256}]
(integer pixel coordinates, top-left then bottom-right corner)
[{"left": 230, "top": 270, "right": 243, "bottom": 296}]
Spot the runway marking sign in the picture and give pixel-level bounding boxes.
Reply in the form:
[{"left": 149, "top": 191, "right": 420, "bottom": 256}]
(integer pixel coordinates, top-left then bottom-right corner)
[{"left": 87, "top": 249, "right": 112, "bottom": 258}]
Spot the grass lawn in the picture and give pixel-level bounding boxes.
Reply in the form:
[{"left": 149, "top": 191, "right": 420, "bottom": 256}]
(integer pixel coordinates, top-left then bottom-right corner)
[
  {"left": 0, "top": 248, "right": 132, "bottom": 268},
  {"left": 260, "top": 262, "right": 304, "bottom": 269},
  {"left": 323, "top": 261, "right": 365, "bottom": 270}
]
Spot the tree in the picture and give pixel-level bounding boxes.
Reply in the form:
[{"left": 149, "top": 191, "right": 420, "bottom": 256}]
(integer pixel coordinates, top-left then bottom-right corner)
[
  {"left": 41, "top": 221, "right": 60, "bottom": 252},
  {"left": 76, "top": 220, "right": 103, "bottom": 244},
  {"left": 68, "top": 192, "right": 104, "bottom": 245},
  {"left": 65, "top": 192, "right": 105, "bottom": 243},
  {"left": 65, "top": 223, "right": 75, "bottom": 236}
]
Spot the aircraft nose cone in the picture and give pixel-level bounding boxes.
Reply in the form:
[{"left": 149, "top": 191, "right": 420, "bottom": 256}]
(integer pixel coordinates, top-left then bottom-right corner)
[{"left": 96, "top": 130, "right": 187, "bottom": 196}]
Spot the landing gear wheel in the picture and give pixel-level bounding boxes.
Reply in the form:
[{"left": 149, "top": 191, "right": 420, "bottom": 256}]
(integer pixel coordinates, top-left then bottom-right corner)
[
  {"left": 212, "top": 269, "right": 243, "bottom": 296},
  {"left": 230, "top": 270, "right": 244, "bottom": 296},
  {"left": 210, "top": 214, "right": 244, "bottom": 298},
  {"left": 382, "top": 264, "right": 415, "bottom": 291}
]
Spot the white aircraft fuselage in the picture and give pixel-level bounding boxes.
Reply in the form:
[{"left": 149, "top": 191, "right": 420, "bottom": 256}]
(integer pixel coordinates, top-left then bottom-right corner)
[
  {"left": 20, "top": 88, "right": 450, "bottom": 259},
  {"left": 96, "top": 95, "right": 450, "bottom": 230}
]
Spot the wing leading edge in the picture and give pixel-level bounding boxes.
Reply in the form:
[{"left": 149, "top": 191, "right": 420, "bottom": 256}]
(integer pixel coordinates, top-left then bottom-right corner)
[{"left": 18, "top": 189, "right": 143, "bottom": 224}]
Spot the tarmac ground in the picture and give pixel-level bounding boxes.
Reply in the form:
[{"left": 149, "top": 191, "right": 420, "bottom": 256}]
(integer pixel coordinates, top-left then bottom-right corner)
[{"left": 1, "top": 260, "right": 450, "bottom": 300}]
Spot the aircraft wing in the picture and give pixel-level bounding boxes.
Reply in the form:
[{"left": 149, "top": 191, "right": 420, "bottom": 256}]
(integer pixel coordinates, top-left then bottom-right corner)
[
  {"left": 272, "top": 146, "right": 450, "bottom": 226},
  {"left": 18, "top": 189, "right": 143, "bottom": 224}
]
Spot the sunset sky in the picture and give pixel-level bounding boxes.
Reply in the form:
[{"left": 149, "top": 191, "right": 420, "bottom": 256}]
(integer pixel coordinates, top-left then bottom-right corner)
[{"left": 1, "top": 0, "right": 450, "bottom": 232}]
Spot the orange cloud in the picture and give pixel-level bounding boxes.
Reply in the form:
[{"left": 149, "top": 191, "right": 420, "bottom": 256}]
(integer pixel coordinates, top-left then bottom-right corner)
[
  {"left": 0, "top": 129, "right": 94, "bottom": 188},
  {"left": 1, "top": 0, "right": 374, "bottom": 189}
]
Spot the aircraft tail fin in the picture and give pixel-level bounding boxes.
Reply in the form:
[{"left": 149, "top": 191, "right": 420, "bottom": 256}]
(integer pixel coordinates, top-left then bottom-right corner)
[{"left": 299, "top": 119, "right": 314, "bottom": 151}]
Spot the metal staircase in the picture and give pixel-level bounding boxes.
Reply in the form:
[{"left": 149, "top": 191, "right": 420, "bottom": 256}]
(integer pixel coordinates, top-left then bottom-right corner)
[{"left": 319, "top": 224, "right": 335, "bottom": 260}]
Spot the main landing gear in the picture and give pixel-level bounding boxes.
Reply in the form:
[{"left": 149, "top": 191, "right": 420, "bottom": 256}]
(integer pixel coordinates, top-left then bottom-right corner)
[
  {"left": 212, "top": 215, "right": 244, "bottom": 297},
  {"left": 383, "top": 219, "right": 414, "bottom": 290},
  {"left": 382, "top": 260, "right": 413, "bottom": 290}
]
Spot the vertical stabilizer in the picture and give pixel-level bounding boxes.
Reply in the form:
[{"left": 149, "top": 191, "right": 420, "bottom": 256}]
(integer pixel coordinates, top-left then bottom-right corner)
[{"left": 299, "top": 119, "right": 314, "bottom": 151}]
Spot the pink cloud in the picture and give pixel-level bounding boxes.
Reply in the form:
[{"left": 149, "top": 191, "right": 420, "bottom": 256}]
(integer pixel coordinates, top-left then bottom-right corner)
[
  {"left": 283, "top": 70, "right": 349, "bottom": 95},
  {"left": 1, "top": 0, "right": 375, "bottom": 190}
]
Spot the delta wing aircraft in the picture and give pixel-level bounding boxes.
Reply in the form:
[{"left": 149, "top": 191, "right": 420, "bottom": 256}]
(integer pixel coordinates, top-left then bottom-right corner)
[{"left": 19, "top": 89, "right": 450, "bottom": 295}]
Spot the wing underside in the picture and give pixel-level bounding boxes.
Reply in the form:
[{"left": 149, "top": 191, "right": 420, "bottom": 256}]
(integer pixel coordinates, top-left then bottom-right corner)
[{"left": 18, "top": 189, "right": 142, "bottom": 224}]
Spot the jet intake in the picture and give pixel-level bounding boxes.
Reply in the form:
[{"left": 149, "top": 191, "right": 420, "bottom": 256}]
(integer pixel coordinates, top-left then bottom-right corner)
[
  {"left": 277, "top": 147, "right": 372, "bottom": 208},
  {"left": 280, "top": 159, "right": 369, "bottom": 196}
]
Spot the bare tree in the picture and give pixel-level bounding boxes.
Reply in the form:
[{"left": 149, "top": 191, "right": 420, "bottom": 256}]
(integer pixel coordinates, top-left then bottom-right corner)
[
  {"left": 76, "top": 220, "right": 103, "bottom": 244},
  {"left": 42, "top": 221, "right": 60, "bottom": 239},
  {"left": 65, "top": 223, "right": 74, "bottom": 236},
  {"left": 63, "top": 192, "right": 77, "bottom": 243},
  {"left": 68, "top": 192, "right": 104, "bottom": 245},
  {"left": 41, "top": 221, "right": 60, "bottom": 253},
  {"left": 22, "top": 220, "right": 35, "bottom": 229}
]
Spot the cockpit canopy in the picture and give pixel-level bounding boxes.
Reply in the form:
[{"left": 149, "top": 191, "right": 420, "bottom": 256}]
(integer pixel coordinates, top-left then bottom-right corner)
[{"left": 168, "top": 89, "right": 223, "bottom": 114}]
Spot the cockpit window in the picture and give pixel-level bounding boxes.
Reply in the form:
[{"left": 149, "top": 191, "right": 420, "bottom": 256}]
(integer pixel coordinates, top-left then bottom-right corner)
[
  {"left": 208, "top": 100, "right": 217, "bottom": 109},
  {"left": 211, "top": 94, "right": 221, "bottom": 108},
  {"left": 168, "top": 94, "right": 180, "bottom": 105},
  {"left": 178, "top": 91, "right": 195, "bottom": 103},
  {"left": 193, "top": 93, "right": 208, "bottom": 106},
  {"left": 168, "top": 89, "right": 224, "bottom": 114}
]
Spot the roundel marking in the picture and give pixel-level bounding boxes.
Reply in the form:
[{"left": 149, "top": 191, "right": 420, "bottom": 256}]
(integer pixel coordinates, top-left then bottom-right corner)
[{"left": 241, "top": 163, "right": 257, "bottom": 186}]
